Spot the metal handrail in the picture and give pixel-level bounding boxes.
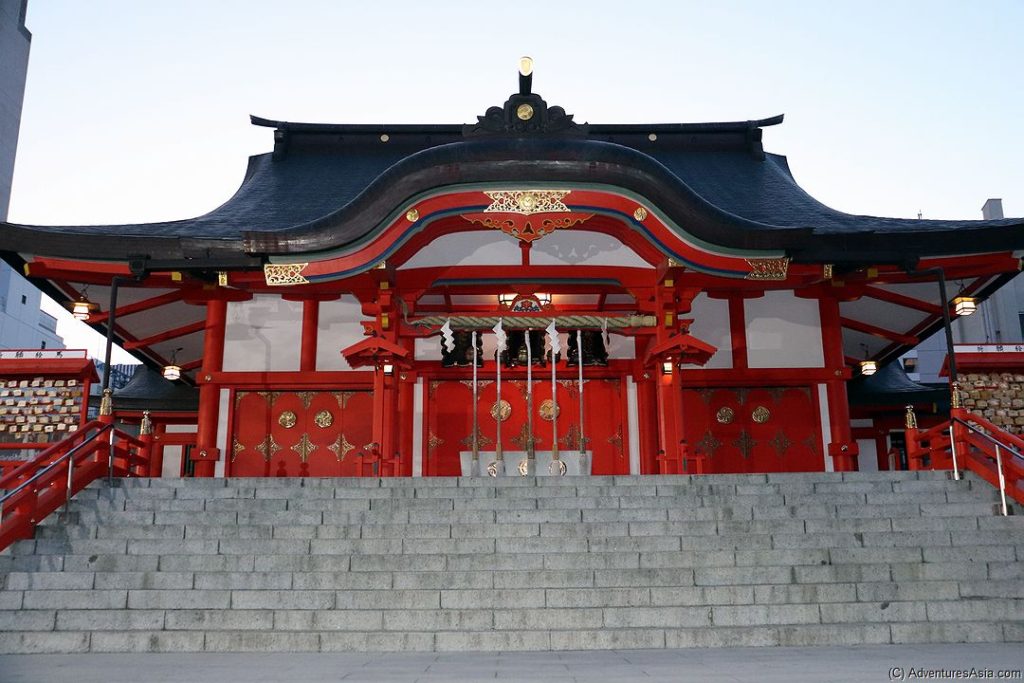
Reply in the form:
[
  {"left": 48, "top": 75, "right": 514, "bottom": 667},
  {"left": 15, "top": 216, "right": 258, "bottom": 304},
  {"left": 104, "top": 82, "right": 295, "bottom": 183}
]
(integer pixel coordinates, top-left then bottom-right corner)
[
  {"left": 0, "top": 423, "right": 112, "bottom": 509},
  {"left": 951, "top": 416, "right": 1023, "bottom": 516}
]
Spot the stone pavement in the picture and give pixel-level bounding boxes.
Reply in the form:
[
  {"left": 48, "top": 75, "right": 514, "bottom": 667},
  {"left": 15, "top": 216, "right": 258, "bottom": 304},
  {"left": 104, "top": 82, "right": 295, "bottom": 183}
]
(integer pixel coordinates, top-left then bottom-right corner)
[{"left": 1, "top": 644, "right": 1022, "bottom": 682}]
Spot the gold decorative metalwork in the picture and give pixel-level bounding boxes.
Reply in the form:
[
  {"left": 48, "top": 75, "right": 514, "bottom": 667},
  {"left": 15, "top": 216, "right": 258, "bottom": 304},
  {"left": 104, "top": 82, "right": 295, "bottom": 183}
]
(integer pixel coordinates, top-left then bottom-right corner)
[
  {"left": 328, "top": 433, "right": 355, "bottom": 461},
  {"left": 264, "top": 263, "right": 310, "bottom": 286},
  {"left": 140, "top": 410, "right": 153, "bottom": 435},
  {"left": 291, "top": 433, "right": 317, "bottom": 463},
  {"left": 405, "top": 209, "right": 420, "bottom": 223},
  {"left": 696, "top": 430, "right": 722, "bottom": 458},
  {"left": 483, "top": 190, "right": 570, "bottom": 215},
  {"left": 633, "top": 206, "right": 648, "bottom": 221},
  {"left": 257, "top": 391, "right": 283, "bottom": 407},
  {"left": 296, "top": 392, "right": 316, "bottom": 409},
  {"left": 255, "top": 434, "right": 282, "bottom": 462},
  {"left": 510, "top": 423, "right": 538, "bottom": 450},
  {"left": 802, "top": 434, "right": 819, "bottom": 455},
  {"left": 467, "top": 215, "right": 589, "bottom": 243},
  {"left": 823, "top": 264, "right": 834, "bottom": 280},
  {"left": 607, "top": 425, "right": 624, "bottom": 457},
  {"left": 278, "top": 411, "right": 297, "bottom": 429},
  {"left": 428, "top": 381, "right": 442, "bottom": 398},
  {"left": 768, "top": 387, "right": 787, "bottom": 404},
  {"left": 314, "top": 410, "right": 333, "bottom": 428},
  {"left": 518, "top": 459, "right": 530, "bottom": 476},
  {"left": 745, "top": 257, "right": 790, "bottom": 281},
  {"left": 733, "top": 430, "right": 756, "bottom": 459},
  {"left": 460, "top": 428, "right": 493, "bottom": 449},
  {"left": 904, "top": 405, "right": 918, "bottom": 429},
  {"left": 716, "top": 407, "right": 734, "bottom": 424},
  {"left": 333, "top": 391, "right": 355, "bottom": 409},
  {"left": 539, "top": 399, "right": 560, "bottom": 421},
  {"left": 696, "top": 388, "right": 715, "bottom": 405},
  {"left": 950, "top": 381, "right": 962, "bottom": 409},
  {"left": 548, "top": 459, "right": 567, "bottom": 476},
  {"left": 231, "top": 438, "right": 245, "bottom": 461},
  {"left": 490, "top": 400, "right": 512, "bottom": 422},
  {"left": 735, "top": 388, "right": 750, "bottom": 405},
  {"left": 560, "top": 424, "right": 590, "bottom": 451},
  {"left": 486, "top": 461, "right": 499, "bottom": 477},
  {"left": 427, "top": 431, "right": 444, "bottom": 452},
  {"left": 516, "top": 103, "right": 534, "bottom": 121},
  {"left": 769, "top": 430, "right": 792, "bottom": 457},
  {"left": 752, "top": 406, "right": 771, "bottom": 424}
]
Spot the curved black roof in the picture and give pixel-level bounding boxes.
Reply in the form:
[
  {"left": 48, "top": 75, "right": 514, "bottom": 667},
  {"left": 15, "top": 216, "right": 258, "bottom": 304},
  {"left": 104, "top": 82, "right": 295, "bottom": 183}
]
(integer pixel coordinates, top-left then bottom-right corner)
[{"left": 2, "top": 90, "right": 1021, "bottom": 267}]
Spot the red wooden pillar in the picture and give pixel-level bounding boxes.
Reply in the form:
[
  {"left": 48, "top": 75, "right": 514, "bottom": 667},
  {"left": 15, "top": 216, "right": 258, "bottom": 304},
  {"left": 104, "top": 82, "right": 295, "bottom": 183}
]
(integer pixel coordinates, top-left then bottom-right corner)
[
  {"left": 819, "top": 296, "right": 858, "bottom": 471},
  {"left": 300, "top": 300, "right": 319, "bottom": 372},
  {"left": 396, "top": 366, "right": 415, "bottom": 477},
  {"left": 193, "top": 299, "right": 226, "bottom": 478},
  {"left": 635, "top": 375, "right": 659, "bottom": 474}
]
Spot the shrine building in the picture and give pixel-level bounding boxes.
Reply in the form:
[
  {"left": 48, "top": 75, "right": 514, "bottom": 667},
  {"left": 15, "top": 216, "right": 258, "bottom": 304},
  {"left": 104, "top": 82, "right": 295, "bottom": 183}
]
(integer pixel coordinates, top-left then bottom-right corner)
[{"left": 3, "top": 64, "right": 1022, "bottom": 480}]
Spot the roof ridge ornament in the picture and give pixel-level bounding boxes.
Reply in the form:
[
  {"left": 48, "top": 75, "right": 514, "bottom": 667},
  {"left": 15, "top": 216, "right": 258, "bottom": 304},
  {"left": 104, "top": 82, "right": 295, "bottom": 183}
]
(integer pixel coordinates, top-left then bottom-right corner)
[{"left": 464, "top": 57, "right": 587, "bottom": 137}]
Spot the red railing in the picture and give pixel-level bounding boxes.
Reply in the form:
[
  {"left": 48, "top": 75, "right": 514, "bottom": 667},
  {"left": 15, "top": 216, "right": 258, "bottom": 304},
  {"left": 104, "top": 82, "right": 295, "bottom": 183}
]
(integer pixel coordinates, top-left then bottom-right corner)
[
  {"left": 907, "top": 407, "right": 1024, "bottom": 510},
  {"left": 0, "top": 420, "right": 154, "bottom": 551}
]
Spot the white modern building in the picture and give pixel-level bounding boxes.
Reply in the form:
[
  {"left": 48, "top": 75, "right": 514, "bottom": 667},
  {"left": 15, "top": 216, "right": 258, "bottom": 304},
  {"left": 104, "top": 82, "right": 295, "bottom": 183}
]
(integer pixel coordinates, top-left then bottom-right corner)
[{"left": 0, "top": 0, "right": 62, "bottom": 351}]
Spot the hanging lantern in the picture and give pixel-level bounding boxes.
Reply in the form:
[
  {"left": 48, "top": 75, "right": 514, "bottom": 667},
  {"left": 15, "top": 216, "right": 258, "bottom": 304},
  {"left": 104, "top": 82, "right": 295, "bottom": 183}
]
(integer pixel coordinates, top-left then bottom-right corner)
[
  {"left": 67, "top": 290, "right": 99, "bottom": 321},
  {"left": 952, "top": 296, "right": 977, "bottom": 316},
  {"left": 661, "top": 360, "right": 673, "bottom": 375},
  {"left": 382, "top": 363, "right": 394, "bottom": 375},
  {"left": 162, "top": 347, "right": 183, "bottom": 381},
  {"left": 859, "top": 360, "right": 878, "bottom": 376}
]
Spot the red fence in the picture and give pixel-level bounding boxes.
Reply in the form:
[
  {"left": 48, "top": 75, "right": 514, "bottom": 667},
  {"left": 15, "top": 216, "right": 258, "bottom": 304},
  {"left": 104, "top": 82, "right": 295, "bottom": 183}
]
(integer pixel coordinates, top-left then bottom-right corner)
[{"left": 0, "top": 420, "right": 154, "bottom": 551}]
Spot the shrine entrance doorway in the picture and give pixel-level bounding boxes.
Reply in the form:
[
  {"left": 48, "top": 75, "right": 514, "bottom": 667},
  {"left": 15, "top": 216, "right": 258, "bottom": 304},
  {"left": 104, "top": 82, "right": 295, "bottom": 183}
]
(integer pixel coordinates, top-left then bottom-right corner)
[
  {"left": 681, "top": 386, "right": 824, "bottom": 473},
  {"left": 229, "top": 390, "right": 374, "bottom": 477}
]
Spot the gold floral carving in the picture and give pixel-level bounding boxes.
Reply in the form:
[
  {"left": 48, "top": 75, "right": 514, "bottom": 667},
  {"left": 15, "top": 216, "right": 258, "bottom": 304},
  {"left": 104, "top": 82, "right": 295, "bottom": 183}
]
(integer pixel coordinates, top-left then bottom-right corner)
[
  {"left": 460, "top": 428, "right": 493, "bottom": 449},
  {"left": 264, "top": 263, "right": 309, "bottom": 286},
  {"left": 733, "top": 430, "right": 756, "bottom": 459},
  {"left": 278, "top": 411, "right": 297, "bottom": 429},
  {"left": 560, "top": 424, "right": 590, "bottom": 450},
  {"left": 314, "top": 410, "right": 333, "bottom": 428},
  {"left": 291, "top": 433, "right": 317, "bottom": 463},
  {"left": 752, "top": 406, "right": 771, "bottom": 424},
  {"left": 716, "top": 406, "right": 734, "bottom": 424},
  {"left": 483, "top": 190, "right": 570, "bottom": 215},
  {"left": 427, "top": 431, "right": 445, "bottom": 452},
  {"left": 539, "top": 399, "right": 560, "bottom": 421},
  {"left": 490, "top": 400, "right": 512, "bottom": 422},
  {"left": 328, "top": 433, "right": 355, "bottom": 461},
  {"left": 769, "top": 430, "right": 792, "bottom": 457},
  {"left": 465, "top": 215, "right": 591, "bottom": 243},
  {"left": 255, "top": 434, "right": 282, "bottom": 462},
  {"left": 333, "top": 391, "right": 355, "bottom": 409},
  {"left": 231, "top": 438, "right": 245, "bottom": 462},
  {"left": 296, "top": 392, "right": 316, "bottom": 409},
  {"left": 745, "top": 258, "right": 790, "bottom": 281},
  {"left": 633, "top": 206, "right": 648, "bottom": 221},
  {"left": 510, "top": 423, "right": 539, "bottom": 450},
  {"left": 607, "top": 425, "right": 624, "bottom": 457},
  {"left": 696, "top": 430, "right": 722, "bottom": 458}
]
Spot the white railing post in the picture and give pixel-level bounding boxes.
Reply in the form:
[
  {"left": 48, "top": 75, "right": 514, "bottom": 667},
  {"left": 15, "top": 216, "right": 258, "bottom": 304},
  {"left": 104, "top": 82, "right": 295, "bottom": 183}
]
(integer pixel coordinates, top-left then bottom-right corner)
[
  {"left": 948, "top": 422, "right": 960, "bottom": 481},
  {"left": 994, "top": 445, "right": 1009, "bottom": 517},
  {"left": 63, "top": 454, "right": 74, "bottom": 516}
]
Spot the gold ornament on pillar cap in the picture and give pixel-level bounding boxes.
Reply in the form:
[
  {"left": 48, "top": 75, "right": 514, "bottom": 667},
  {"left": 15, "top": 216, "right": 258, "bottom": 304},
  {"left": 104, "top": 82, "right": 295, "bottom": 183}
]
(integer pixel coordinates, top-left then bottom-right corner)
[
  {"left": 99, "top": 388, "right": 113, "bottom": 416},
  {"left": 904, "top": 404, "right": 917, "bottom": 430},
  {"left": 950, "top": 381, "right": 962, "bottom": 409},
  {"left": 140, "top": 410, "right": 153, "bottom": 436}
]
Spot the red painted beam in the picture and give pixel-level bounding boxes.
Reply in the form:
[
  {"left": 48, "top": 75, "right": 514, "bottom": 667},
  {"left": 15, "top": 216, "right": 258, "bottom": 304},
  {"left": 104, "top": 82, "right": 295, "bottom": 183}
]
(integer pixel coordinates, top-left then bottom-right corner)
[
  {"left": 89, "top": 290, "right": 185, "bottom": 324},
  {"left": 180, "top": 359, "right": 203, "bottom": 371},
  {"left": 123, "top": 321, "right": 205, "bottom": 350},
  {"left": 840, "top": 317, "right": 918, "bottom": 346},
  {"left": 861, "top": 286, "right": 941, "bottom": 315}
]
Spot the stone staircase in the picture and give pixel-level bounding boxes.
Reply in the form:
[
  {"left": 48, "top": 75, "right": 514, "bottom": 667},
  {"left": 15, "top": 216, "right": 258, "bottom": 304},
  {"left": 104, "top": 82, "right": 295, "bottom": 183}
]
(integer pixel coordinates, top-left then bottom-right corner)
[{"left": 0, "top": 471, "right": 1021, "bottom": 653}]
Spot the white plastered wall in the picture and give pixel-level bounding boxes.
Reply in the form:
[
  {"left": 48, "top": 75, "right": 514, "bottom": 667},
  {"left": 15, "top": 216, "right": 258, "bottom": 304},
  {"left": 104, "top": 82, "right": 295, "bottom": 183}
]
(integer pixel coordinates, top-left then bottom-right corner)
[
  {"left": 316, "top": 295, "right": 365, "bottom": 371},
  {"left": 159, "top": 424, "right": 198, "bottom": 478},
  {"left": 214, "top": 388, "right": 230, "bottom": 477},
  {"left": 223, "top": 294, "right": 302, "bottom": 372},
  {"left": 745, "top": 291, "right": 824, "bottom": 368},
  {"left": 687, "top": 294, "right": 732, "bottom": 369}
]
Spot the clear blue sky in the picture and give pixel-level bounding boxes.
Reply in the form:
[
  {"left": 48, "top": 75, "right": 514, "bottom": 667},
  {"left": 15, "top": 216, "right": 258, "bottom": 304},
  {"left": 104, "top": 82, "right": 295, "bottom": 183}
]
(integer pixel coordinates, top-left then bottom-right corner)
[{"left": 7, "top": 0, "right": 1024, "bottom": 360}]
